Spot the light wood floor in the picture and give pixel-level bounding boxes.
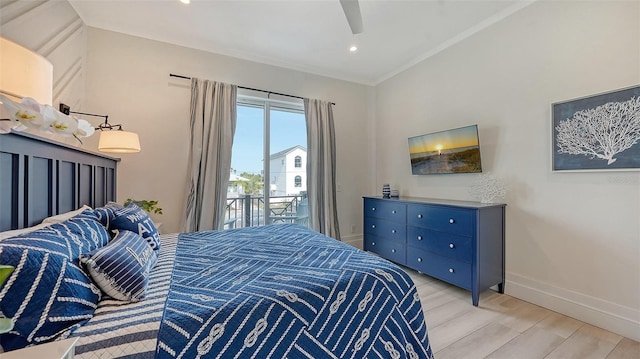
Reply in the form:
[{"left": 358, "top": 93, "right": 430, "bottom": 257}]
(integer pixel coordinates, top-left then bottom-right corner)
[{"left": 403, "top": 268, "right": 640, "bottom": 359}]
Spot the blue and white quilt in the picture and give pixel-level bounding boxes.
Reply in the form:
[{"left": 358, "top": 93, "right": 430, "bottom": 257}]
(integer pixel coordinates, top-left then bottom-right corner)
[{"left": 155, "top": 224, "right": 433, "bottom": 359}]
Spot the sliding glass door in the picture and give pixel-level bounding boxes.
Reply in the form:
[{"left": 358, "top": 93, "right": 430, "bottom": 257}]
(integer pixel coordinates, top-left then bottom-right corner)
[{"left": 226, "top": 99, "right": 307, "bottom": 228}]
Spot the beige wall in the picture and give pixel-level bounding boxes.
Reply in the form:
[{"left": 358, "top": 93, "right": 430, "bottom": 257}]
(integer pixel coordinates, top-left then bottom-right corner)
[
  {"left": 374, "top": 1, "right": 640, "bottom": 340},
  {"left": 83, "top": 27, "right": 372, "bottom": 237}
]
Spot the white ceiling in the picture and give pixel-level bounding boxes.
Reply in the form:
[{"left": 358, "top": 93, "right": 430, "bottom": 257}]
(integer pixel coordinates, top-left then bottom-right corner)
[{"left": 69, "top": 0, "right": 534, "bottom": 85}]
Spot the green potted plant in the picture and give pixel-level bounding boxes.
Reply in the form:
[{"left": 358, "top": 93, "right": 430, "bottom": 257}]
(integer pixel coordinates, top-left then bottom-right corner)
[{"left": 124, "top": 199, "right": 163, "bottom": 215}]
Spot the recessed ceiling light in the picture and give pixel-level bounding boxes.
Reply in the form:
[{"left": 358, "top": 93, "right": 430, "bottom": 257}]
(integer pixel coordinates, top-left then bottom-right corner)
[
  {"left": 349, "top": 45, "right": 358, "bottom": 52},
  {"left": 180, "top": 0, "right": 190, "bottom": 4}
]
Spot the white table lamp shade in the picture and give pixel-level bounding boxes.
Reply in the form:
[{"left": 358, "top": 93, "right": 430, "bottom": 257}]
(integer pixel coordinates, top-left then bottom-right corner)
[
  {"left": 98, "top": 130, "right": 141, "bottom": 153},
  {"left": 0, "top": 36, "right": 142, "bottom": 154},
  {"left": 0, "top": 37, "right": 53, "bottom": 105}
]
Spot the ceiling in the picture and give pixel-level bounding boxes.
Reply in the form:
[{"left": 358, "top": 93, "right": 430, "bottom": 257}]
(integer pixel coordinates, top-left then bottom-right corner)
[{"left": 69, "top": 0, "right": 533, "bottom": 85}]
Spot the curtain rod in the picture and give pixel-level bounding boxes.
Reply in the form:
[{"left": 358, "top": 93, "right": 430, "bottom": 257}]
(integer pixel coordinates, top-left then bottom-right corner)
[{"left": 169, "top": 73, "right": 335, "bottom": 105}]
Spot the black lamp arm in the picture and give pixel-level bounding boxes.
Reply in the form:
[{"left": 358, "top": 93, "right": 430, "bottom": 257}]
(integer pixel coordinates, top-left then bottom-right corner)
[
  {"left": 59, "top": 103, "right": 123, "bottom": 131},
  {"left": 96, "top": 122, "right": 123, "bottom": 131}
]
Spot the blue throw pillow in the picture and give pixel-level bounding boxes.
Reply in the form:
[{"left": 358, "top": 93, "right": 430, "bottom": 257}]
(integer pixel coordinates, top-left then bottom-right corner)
[
  {"left": 95, "top": 203, "right": 160, "bottom": 252},
  {"left": 93, "top": 202, "right": 121, "bottom": 233},
  {"left": 0, "top": 239, "right": 101, "bottom": 351},
  {"left": 80, "top": 230, "right": 158, "bottom": 302}
]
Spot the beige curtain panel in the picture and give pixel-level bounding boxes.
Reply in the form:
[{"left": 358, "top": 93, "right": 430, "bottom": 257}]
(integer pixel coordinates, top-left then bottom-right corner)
[
  {"left": 304, "top": 98, "right": 341, "bottom": 240},
  {"left": 184, "top": 78, "right": 237, "bottom": 232}
]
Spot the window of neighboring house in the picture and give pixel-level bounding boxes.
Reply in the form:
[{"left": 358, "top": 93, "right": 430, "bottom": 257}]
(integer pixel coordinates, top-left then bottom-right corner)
[
  {"left": 294, "top": 176, "right": 302, "bottom": 187},
  {"left": 282, "top": 159, "right": 285, "bottom": 165},
  {"left": 294, "top": 156, "right": 302, "bottom": 168}
]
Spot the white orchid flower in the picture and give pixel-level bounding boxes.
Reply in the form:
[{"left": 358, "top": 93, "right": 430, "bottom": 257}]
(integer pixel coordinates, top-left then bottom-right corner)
[
  {"left": 0, "top": 95, "right": 44, "bottom": 129},
  {"left": 15, "top": 97, "right": 45, "bottom": 129},
  {"left": 0, "top": 95, "right": 17, "bottom": 133},
  {"left": 1, "top": 95, "right": 96, "bottom": 144},
  {"left": 41, "top": 103, "right": 57, "bottom": 128},
  {"left": 75, "top": 118, "right": 95, "bottom": 138},
  {"left": 0, "top": 94, "right": 17, "bottom": 120},
  {"left": 43, "top": 105, "right": 78, "bottom": 136}
]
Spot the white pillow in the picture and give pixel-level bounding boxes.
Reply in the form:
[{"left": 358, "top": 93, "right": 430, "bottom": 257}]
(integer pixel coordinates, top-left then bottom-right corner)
[
  {"left": 0, "top": 205, "right": 93, "bottom": 241},
  {"left": 0, "top": 223, "right": 51, "bottom": 241},
  {"left": 41, "top": 205, "right": 92, "bottom": 224}
]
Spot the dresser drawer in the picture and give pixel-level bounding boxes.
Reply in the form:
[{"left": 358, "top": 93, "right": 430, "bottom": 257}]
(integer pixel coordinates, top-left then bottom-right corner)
[
  {"left": 364, "top": 235, "right": 406, "bottom": 265},
  {"left": 364, "top": 198, "right": 406, "bottom": 222},
  {"left": 407, "top": 205, "right": 474, "bottom": 236},
  {"left": 364, "top": 216, "right": 406, "bottom": 241},
  {"left": 407, "top": 248, "right": 472, "bottom": 290},
  {"left": 407, "top": 226, "right": 472, "bottom": 262}
]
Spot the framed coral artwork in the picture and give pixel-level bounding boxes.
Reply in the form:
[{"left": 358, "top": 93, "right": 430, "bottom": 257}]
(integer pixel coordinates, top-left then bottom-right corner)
[{"left": 552, "top": 85, "right": 640, "bottom": 171}]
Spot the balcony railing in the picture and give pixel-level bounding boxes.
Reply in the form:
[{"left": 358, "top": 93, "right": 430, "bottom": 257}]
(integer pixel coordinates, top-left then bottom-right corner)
[{"left": 224, "top": 194, "right": 307, "bottom": 229}]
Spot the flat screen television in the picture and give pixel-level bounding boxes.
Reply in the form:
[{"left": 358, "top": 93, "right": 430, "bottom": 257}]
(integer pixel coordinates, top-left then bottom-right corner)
[{"left": 408, "top": 124, "right": 482, "bottom": 175}]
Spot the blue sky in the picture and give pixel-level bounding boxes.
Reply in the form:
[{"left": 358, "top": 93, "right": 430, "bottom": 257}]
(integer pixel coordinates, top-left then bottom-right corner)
[{"left": 231, "top": 105, "right": 307, "bottom": 174}]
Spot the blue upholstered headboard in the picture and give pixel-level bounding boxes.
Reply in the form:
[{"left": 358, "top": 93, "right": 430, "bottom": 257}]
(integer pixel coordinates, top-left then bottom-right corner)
[{"left": 0, "top": 130, "right": 119, "bottom": 231}]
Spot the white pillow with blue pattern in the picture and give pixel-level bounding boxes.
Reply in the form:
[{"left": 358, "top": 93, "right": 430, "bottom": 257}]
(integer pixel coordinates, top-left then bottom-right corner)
[
  {"left": 0, "top": 210, "right": 108, "bottom": 351},
  {"left": 80, "top": 229, "right": 158, "bottom": 302},
  {"left": 94, "top": 202, "right": 161, "bottom": 252}
]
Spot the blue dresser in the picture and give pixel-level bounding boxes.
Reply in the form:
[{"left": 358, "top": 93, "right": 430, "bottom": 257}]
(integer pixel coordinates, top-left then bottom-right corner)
[{"left": 363, "top": 196, "right": 506, "bottom": 306}]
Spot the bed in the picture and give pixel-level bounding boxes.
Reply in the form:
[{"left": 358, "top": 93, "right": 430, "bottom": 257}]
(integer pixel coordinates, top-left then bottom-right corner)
[{"left": 0, "top": 131, "right": 434, "bottom": 359}]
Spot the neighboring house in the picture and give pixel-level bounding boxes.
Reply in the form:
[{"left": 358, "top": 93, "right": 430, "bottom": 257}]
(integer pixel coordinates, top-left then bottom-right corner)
[
  {"left": 227, "top": 173, "right": 250, "bottom": 198},
  {"left": 269, "top": 145, "right": 306, "bottom": 197}
]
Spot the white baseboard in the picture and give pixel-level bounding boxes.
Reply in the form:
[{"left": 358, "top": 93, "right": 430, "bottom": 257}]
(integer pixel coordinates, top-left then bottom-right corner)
[
  {"left": 341, "top": 234, "right": 363, "bottom": 249},
  {"left": 337, "top": 238, "right": 639, "bottom": 340},
  {"left": 506, "top": 272, "right": 640, "bottom": 341}
]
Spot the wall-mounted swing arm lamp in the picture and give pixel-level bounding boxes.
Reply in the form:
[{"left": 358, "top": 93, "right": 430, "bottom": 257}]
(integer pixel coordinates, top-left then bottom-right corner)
[{"left": 59, "top": 103, "right": 141, "bottom": 153}]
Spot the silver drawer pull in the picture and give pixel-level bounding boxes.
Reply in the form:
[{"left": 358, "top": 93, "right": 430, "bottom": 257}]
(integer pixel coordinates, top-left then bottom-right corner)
[
  {"left": 391, "top": 249, "right": 396, "bottom": 253},
  {"left": 391, "top": 229, "right": 396, "bottom": 234},
  {"left": 449, "top": 268, "right": 454, "bottom": 273},
  {"left": 417, "top": 257, "right": 423, "bottom": 262},
  {"left": 372, "top": 242, "right": 376, "bottom": 246},
  {"left": 371, "top": 224, "right": 376, "bottom": 229},
  {"left": 417, "top": 214, "right": 423, "bottom": 219},
  {"left": 449, "top": 218, "right": 455, "bottom": 224},
  {"left": 372, "top": 207, "right": 376, "bottom": 211},
  {"left": 392, "top": 210, "right": 396, "bottom": 214},
  {"left": 449, "top": 243, "right": 454, "bottom": 249},
  {"left": 417, "top": 235, "right": 422, "bottom": 240}
]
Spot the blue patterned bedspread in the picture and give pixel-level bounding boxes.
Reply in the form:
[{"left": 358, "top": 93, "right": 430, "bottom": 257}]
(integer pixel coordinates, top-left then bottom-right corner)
[{"left": 155, "top": 224, "right": 433, "bottom": 359}]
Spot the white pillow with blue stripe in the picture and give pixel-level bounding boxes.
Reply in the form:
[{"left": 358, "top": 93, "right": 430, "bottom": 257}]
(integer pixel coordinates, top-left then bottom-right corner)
[{"left": 80, "top": 229, "right": 158, "bottom": 302}]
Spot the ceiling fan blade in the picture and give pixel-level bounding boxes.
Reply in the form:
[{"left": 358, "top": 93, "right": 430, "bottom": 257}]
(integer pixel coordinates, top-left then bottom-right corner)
[{"left": 339, "top": 0, "right": 363, "bottom": 34}]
